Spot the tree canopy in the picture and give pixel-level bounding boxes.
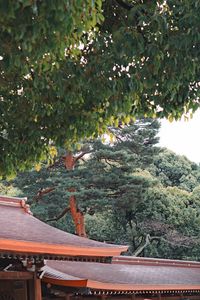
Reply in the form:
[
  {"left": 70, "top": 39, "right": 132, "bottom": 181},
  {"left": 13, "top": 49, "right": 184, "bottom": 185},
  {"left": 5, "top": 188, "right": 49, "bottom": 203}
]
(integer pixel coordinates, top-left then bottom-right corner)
[
  {"left": 153, "top": 148, "right": 200, "bottom": 191},
  {"left": 1, "top": 0, "right": 200, "bottom": 176},
  {"left": 4, "top": 119, "right": 200, "bottom": 260}
]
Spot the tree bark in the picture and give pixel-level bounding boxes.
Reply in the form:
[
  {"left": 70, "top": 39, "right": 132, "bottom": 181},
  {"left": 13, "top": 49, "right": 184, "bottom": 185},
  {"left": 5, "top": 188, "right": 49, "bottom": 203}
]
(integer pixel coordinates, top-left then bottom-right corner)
[{"left": 64, "top": 152, "right": 87, "bottom": 237}]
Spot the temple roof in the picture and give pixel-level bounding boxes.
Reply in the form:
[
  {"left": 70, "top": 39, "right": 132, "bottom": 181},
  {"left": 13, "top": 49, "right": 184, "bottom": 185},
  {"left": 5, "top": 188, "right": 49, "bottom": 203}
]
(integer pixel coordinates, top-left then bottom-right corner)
[
  {"left": 42, "top": 258, "right": 200, "bottom": 293},
  {"left": 0, "top": 196, "right": 128, "bottom": 260}
]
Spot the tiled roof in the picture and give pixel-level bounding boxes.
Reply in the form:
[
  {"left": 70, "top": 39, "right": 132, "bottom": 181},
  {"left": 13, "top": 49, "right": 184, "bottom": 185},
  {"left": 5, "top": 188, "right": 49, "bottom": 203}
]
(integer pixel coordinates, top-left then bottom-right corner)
[
  {"left": 0, "top": 196, "right": 128, "bottom": 259},
  {"left": 42, "top": 259, "right": 200, "bottom": 292}
]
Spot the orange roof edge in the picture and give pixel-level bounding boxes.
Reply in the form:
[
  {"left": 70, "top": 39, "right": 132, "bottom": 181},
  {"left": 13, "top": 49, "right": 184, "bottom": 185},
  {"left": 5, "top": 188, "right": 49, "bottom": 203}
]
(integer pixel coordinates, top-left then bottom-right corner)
[
  {"left": 43, "top": 277, "right": 88, "bottom": 287},
  {"left": 87, "top": 281, "right": 200, "bottom": 291},
  {"left": 0, "top": 239, "right": 128, "bottom": 257},
  {"left": 42, "top": 276, "right": 200, "bottom": 292}
]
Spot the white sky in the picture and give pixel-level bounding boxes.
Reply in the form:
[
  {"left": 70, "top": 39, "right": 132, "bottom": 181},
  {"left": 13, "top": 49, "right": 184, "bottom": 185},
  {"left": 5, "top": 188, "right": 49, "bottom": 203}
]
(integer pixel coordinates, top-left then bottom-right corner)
[{"left": 159, "top": 110, "right": 200, "bottom": 164}]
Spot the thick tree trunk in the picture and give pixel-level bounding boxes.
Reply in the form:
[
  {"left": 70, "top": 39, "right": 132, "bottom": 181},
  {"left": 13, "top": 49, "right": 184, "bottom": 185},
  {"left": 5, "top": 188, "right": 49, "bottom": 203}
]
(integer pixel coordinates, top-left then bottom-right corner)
[{"left": 65, "top": 152, "right": 87, "bottom": 237}]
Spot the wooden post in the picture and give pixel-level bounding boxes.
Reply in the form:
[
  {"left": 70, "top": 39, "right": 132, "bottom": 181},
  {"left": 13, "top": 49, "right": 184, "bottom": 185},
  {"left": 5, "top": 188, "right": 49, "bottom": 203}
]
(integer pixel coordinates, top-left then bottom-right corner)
[
  {"left": 27, "top": 279, "right": 34, "bottom": 300},
  {"left": 34, "top": 274, "right": 42, "bottom": 300},
  {"left": 158, "top": 294, "right": 161, "bottom": 300}
]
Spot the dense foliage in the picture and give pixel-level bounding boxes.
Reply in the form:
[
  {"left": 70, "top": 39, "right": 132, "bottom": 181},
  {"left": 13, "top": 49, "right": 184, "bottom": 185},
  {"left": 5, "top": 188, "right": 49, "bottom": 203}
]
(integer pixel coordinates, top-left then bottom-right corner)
[
  {"left": 1, "top": 0, "right": 200, "bottom": 176},
  {"left": 3, "top": 119, "right": 200, "bottom": 260},
  {"left": 152, "top": 148, "right": 200, "bottom": 192}
]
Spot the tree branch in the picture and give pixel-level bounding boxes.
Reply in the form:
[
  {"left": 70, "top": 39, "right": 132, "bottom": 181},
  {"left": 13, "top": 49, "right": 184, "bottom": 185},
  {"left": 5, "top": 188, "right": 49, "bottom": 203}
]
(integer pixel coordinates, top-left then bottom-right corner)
[
  {"left": 74, "top": 150, "right": 92, "bottom": 163},
  {"left": 133, "top": 234, "right": 151, "bottom": 256},
  {"left": 162, "top": 237, "right": 193, "bottom": 249},
  {"left": 45, "top": 206, "right": 70, "bottom": 222},
  {"left": 32, "top": 187, "right": 56, "bottom": 202},
  {"left": 132, "top": 233, "right": 193, "bottom": 257}
]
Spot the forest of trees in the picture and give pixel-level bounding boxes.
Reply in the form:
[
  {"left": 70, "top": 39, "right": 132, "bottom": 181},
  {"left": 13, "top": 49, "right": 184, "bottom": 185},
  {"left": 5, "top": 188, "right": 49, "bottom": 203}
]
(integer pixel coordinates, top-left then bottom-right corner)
[{"left": 1, "top": 119, "right": 200, "bottom": 261}]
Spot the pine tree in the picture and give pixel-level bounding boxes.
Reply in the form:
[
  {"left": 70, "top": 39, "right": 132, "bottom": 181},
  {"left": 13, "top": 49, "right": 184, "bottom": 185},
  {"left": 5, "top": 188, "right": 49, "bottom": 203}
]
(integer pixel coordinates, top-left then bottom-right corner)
[
  {"left": 11, "top": 119, "right": 160, "bottom": 238},
  {"left": 77, "top": 119, "right": 160, "bottom": 244},
  {"left": 77, "top": 118, "right": 160, "bottom": 216}
]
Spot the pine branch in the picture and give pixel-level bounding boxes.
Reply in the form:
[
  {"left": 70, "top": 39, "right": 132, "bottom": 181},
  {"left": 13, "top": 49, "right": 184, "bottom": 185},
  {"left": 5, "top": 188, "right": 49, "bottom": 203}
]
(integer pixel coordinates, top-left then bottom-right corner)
[
  {"left": 32, "top": 187, "right": 56, "bottom": 202},
  {"left": 74, "top": 150, "right": 93, "bottom": 163},
  {"left": 45, "top": 206, "right": 70, "bottom": 222}
]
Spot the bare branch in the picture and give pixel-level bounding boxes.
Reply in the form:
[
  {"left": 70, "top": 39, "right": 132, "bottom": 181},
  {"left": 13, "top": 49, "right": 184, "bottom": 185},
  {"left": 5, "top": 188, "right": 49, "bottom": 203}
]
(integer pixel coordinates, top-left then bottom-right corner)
[
  {"left": 132, "top": 232, "right": 193, "bottom": 257},
  {"left": 133, "top": 234, "right": 151, "bottom": 256},
  {"left": 161, "top": 237, "right": 192, "bottom": 249}
]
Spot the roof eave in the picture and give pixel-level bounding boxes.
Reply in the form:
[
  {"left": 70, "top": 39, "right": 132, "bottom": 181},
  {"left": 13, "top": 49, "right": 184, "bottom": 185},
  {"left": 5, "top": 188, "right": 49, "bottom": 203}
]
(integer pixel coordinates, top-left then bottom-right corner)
[
  {"left": 42, "top": 277, "right": 200, "bottom": 292},
  {"left": 0, "top": 239, "right": 128, "bottom": 259}
]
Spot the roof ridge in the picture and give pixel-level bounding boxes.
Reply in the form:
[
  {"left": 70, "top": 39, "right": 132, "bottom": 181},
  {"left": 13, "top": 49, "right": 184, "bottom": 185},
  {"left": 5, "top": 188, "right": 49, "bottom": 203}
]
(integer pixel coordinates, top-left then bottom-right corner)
[
  {"left": 112, "top": 256, "right": 200, "bottom": 268},
  {"left": 0, "top": 195, "right": 32, "bottom": 215}
]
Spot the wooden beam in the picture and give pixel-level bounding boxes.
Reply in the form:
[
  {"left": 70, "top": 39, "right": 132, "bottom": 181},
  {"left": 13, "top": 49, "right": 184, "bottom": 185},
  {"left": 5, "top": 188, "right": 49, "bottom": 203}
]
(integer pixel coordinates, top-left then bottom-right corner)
[
  {"left": 34, "top": 274, "right": 42, "bottom": 300},
  {"left": 0, "top": 271, "right": 33, "bottom": 280}
]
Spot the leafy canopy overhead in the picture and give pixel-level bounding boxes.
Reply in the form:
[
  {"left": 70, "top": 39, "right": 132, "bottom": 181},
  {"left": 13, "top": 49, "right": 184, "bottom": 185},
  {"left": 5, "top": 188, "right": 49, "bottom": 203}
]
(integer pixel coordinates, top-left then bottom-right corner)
[{"left": 0, "top": 0, "right": 200, "bottom": 176}]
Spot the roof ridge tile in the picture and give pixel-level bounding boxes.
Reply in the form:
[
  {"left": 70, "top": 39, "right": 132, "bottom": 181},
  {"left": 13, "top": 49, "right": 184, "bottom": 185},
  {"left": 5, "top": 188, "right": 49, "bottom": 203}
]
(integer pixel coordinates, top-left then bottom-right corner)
[
  {"left": 112, "top": 256, "right": 200, "bottom": 268},
  {"left": 0, "top": 195, "right": 32, "bottom": 214}
]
